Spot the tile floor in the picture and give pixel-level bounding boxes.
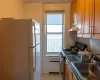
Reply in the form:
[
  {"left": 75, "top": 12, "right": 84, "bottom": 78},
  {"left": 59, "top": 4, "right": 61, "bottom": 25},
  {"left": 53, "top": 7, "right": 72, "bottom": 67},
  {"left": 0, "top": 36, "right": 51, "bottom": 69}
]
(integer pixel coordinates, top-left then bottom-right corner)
[
  {"left": 34, "top": 46, "right": 62, "bottom": 80},
  {"left": 40, "top": 74, "right": 62, "bottom": 80}
]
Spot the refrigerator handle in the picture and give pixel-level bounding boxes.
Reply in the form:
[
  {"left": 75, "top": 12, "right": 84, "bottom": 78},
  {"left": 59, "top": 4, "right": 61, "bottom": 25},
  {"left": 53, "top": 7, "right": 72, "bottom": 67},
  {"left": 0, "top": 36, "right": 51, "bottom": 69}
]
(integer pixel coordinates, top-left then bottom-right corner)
[
  {"left": 29, "top": 43, "right": 40, "bottom": 48},
  {"left": 36, "top": 43, "right": 40, "bottom": 46},
  {"left": 29, "top": 46, "right": 36, "bottom": 48}
]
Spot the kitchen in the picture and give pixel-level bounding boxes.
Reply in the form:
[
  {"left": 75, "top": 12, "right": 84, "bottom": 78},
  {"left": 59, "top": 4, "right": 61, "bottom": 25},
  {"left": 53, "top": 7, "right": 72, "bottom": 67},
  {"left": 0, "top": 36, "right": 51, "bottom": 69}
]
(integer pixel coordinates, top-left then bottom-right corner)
[{"left": 0, "top": 0, "right": 100, "bottom": 80}]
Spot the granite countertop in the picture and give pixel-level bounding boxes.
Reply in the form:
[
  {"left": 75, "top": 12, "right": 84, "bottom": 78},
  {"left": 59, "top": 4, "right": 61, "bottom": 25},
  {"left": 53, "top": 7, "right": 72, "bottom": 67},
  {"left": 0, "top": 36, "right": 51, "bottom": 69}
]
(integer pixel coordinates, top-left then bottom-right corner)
[
  {"left": 65, "top": 55, "right": 100, "bottom": 80},
  {"left": 66, "top": 56, "right": 87, "bottom": 80}
]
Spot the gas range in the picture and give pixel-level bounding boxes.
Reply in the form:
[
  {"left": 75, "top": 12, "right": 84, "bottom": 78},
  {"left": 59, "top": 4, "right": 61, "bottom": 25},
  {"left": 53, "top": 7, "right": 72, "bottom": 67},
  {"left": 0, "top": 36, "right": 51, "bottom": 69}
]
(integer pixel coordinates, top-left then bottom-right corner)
[
  {"left": 62, "top": 47, "right": 78, "bottom": 55},
  {"left": 62, "top": 42, "right": 87, "bottom": 56},
  {"left": 59, "top": 42, "right": 87, "bottom": 80}
]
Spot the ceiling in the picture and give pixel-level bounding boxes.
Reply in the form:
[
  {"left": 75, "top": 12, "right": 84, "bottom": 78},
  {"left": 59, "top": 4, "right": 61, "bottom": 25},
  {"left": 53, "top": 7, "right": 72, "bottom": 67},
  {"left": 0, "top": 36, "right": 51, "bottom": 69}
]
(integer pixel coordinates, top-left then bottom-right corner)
[{"left": 24, "top": 0, "right": 72, "bottom": 4}]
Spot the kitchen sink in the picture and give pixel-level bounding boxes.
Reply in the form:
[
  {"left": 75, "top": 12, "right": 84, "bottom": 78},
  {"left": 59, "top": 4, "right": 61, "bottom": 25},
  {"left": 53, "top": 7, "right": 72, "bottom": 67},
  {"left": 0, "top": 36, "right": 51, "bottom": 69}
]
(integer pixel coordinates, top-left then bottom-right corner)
[
  {"left": 73, "top": 62, "right": 89, "bottom": 73},
  {"left": 71, "top": 62, "right": 100, "bottom": 80},
  {"left": 66, "top": 55, "right": 81, "bottom": 62}
]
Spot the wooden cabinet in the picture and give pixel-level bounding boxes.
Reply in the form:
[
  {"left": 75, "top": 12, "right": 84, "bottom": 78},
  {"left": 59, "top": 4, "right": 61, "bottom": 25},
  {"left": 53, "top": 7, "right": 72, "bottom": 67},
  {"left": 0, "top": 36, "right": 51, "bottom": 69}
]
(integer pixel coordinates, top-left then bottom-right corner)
[
  {"left": 71, "top": 0, "right": 100, "bottom": 39},
  {"left": 67, "top": 65, "right": 73, "bottom": 80},
  {"left": 65, "top": 61, "right": 77, "bottom": 80},
  {"left": 92, "top": 0, "right": 100, "bottom": 39},
  {"left": 70, "top": 0, "right": 77, "bottom": 27},
  {"left": 73, "top": 73, "right": 77, "bottom": 80},
  {"left": 77, "top": 0, "right": 84, "bottom": 37},
  {"left": 65, "top": 62, "right": 69, "bottom": 80},
  {"left": 65, "top": 61, "right": 73, "bottom": 80},
  {"left": 83, "top": 0, "right": 92, "bottom": 38}
]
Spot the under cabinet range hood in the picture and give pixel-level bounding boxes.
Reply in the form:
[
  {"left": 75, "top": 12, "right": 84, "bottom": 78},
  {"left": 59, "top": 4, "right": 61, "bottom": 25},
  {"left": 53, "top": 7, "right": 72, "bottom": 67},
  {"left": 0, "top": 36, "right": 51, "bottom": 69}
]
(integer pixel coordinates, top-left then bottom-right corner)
[
  {"left": 68, "top": 26, "right": 79, "bottom": 31},
  {"left": 69, "top": 21, "right": 79, "bottom": 31}
]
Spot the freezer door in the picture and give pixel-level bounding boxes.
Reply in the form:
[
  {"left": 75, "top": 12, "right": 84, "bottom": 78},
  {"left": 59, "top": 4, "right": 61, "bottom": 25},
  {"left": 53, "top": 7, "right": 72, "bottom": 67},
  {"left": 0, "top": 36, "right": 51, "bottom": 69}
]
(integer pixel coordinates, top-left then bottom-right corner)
[
  {"left": 28, "top": 19, "right": 36, "bottom": 69},
  {"left": 28, "top": 19, "right": 36, "bottom": 47}
]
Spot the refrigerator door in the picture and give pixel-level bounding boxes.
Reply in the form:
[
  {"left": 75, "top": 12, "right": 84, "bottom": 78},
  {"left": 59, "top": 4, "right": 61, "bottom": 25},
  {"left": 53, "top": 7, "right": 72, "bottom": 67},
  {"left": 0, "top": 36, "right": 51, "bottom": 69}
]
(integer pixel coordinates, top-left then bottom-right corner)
[
  {"left": 28, "top": 19, "right": 36, "bottom": 70},
  {"left": 29, "top": 20, "right": 36, "bottom": 47},
  {"left": 0, "top": 19, "right": 32, "bottom": 80}
]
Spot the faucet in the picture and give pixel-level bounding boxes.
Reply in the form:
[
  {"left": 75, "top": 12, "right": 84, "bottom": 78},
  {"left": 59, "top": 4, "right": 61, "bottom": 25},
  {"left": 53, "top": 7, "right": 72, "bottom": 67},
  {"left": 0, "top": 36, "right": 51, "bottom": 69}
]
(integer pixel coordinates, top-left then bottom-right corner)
[{"left": 91, "top": 54, "right": 100, "bottom": 64}]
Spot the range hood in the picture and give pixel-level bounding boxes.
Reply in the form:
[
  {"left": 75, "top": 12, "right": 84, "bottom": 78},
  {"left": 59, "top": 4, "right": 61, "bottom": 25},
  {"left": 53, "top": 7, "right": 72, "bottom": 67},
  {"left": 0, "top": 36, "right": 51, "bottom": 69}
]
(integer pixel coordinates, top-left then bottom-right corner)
[
  {"left": 69, "top": 21, "right": 79, "bottom": 31},
  {"left": 68, "top": 26, "right": 79, "bottom": 31}
]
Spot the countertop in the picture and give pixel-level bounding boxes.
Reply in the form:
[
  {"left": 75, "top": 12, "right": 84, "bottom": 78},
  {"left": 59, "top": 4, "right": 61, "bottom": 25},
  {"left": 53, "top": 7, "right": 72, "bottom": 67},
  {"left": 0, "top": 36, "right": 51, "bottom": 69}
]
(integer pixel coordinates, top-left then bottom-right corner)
[{"left": 64, "top": 53, "right": 100, "bottom": 80}]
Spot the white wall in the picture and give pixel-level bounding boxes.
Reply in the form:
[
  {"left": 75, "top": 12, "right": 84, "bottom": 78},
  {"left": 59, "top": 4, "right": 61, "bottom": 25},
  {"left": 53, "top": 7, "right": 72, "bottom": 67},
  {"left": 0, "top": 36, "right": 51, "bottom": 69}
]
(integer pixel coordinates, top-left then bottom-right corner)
[
  {"left": 42, "top": 3, "right": 75, "bottom": 74},
  {"left": 0, "top": 1, "right": 24, "bottom": 79},
  {"left": 23, "top": 3, "right": 42, "bottom": 23},
  {"left": 23, "top": 3, "right": 43, "bottom": 75},
  {"left": 0, "top": 0, "right": 24, "bottom": 18},
  {"left": 23, "top": 3, "right": 77, "bottom": 74},
  {"left": 42, "top": 3, "right": 75, "bottom": 47}
]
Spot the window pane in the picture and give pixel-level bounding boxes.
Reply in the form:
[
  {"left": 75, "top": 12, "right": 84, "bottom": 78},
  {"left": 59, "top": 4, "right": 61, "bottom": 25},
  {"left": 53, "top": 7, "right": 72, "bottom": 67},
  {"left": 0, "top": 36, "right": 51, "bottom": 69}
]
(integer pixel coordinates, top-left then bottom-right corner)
[
  {"left": 47, "top": 25, "right": 62, "bottom": 33},
  {"left": 47, "top": 14, "right": 63, "bottom": 25},
  {"left": 47, "top": 34, "right": 62, "bottom": 52}
]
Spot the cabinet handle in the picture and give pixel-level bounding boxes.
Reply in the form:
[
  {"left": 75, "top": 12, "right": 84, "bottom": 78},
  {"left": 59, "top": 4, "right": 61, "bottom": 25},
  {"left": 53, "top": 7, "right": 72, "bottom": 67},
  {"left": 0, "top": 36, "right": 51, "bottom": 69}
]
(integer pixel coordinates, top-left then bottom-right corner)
[
  {"left": 93, "top": 0, "right": 95, "bottom": 35},
  {"left": 89, "top": 0, "right": 91, "bottom": 34}
]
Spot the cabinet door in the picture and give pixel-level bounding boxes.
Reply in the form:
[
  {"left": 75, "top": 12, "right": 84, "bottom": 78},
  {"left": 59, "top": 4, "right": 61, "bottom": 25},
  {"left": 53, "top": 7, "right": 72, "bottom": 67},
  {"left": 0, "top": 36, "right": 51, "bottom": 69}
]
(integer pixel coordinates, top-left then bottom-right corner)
[
  {"left": 83, "top": 0, "right": 92, "bottom": 38},
  {"left": 92, "top": 0, "right": 100, "bottom": 39},
  {"left": 65, "top": 63, "right": 69, "bottom": 80},
  {"left": 73, "top": 73, "right": 77, "bottom": 80},
  {"left": 70, "top": 0, "right": 77, "bottom": 27},
  {"left": 65, "top": 61, "right": 73, "bottom": 80},
  {"left": 77, "top": 0, "right": 84, "bottom": 37},
  {"left": 67, "top": 64, "right": 73, "bottom": 80}
]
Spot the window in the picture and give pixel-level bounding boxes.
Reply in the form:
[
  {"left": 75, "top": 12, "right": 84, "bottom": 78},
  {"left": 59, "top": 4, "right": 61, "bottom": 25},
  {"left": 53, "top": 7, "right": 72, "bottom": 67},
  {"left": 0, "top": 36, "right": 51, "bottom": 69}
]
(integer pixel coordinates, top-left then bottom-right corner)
[{"left": 45, "top": 12, "right": 64, "bottom": 54}]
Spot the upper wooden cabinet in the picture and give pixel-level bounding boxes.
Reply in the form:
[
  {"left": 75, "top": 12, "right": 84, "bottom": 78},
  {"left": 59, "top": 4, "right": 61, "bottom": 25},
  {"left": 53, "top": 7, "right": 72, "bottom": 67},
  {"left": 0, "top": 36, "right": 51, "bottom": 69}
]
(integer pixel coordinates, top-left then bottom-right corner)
[
  {"left": 70, "top": 0, "right": 77, "bottom": 27},
  {"left": 92, "top": 0, "right": 100, "bottom": 39},
  {"left": 71, "top": 0, "right": 100, "bottom": 39},
  {"left": 83, "top": 0, "right": 92, "bottom": 38},
  {"left": 77, "top": 0, "right": 85, "bottom": 37}
]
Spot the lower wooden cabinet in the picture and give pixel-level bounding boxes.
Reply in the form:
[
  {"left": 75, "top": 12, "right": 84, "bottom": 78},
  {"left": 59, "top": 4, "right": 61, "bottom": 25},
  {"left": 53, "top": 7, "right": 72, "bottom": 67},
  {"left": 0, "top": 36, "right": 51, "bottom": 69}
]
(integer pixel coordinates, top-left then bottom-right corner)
[
  {"left": 65, "top": 63, "right": 72, "bottom": 80},
  {"left": 73, "top": 73, "right": 77, "bottom": 80},
  {"left": 65, "top": 61, "right": 77, "bottom": 80},
  {"left": 65, "top": 63, "right": 69, "bottom": 80}
]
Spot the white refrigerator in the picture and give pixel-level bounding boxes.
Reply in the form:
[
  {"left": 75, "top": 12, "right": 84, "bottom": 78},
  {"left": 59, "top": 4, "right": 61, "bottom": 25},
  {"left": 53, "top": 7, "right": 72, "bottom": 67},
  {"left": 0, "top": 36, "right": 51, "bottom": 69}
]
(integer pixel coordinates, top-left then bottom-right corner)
[{"left": 0, "top": 19, "right": 38, "bottom": 80}]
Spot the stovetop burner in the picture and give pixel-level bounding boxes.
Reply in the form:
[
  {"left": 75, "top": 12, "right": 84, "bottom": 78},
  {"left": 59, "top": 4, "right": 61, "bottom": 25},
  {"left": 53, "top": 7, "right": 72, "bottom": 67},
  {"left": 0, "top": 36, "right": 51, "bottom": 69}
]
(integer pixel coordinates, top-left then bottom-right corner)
[
  {"left": 62, "top": 42, "right": 88, "bottom": 57},
  {"left": 62, "top": 48, "right": 78, "bottom": 55}
]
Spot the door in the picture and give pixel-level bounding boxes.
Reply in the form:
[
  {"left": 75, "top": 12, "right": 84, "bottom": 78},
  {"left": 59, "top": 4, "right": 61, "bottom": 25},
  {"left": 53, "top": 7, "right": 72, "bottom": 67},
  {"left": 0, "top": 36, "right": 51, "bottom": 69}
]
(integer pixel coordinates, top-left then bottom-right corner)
[
  {"left": 77, "top": 0, "right": 84, "bottom": 37},
  {"left": 0, "top": 19, "right": 33, "bottom": 80},
  {"left": 73, "top": 73, "right": 77, "bottom": 80},
  {"left": 65, "top": 61, "right": 73, "bottom": 80},
  {"left": 83, "top": 0, "right": 92, "bottom": 38},
  {"left": 92, "top": 0, "right": 100, "bottom": 39},
  {"left": 28, "top": 19, "right": 36, "bottom": 80},
  {"left": 34, "top": 21, "right": 41, "bottom": 80},
  {"left": 70, "top": 0, "right": 77, "bottom": 27},
  {"left": 34, "top": 21, "right": 40, "bottom": 71},
  {"left": 65, "top": 62, "right": 69, "bottom": 80}
]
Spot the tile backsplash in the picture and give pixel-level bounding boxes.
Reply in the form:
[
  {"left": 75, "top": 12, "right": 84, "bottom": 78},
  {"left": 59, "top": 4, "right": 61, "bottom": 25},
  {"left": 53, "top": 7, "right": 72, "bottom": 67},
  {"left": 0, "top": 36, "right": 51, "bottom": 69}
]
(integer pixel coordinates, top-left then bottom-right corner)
[
  {"left": 90, "top": 39, "right": 100, "bottom": 54},
  {"left": 78, "top": 38, "right": 100, "bottom": 54},
  {"left": 77, "top": 38, "right": 90, "bottom": 48}
]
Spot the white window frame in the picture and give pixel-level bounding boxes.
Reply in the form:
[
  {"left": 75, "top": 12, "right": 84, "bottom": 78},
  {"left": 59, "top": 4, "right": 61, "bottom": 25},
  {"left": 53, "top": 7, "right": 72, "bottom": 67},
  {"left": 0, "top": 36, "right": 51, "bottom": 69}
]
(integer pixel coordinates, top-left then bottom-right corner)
[{"left": 45, "top": 12, "right": 64, "bottom": 54}]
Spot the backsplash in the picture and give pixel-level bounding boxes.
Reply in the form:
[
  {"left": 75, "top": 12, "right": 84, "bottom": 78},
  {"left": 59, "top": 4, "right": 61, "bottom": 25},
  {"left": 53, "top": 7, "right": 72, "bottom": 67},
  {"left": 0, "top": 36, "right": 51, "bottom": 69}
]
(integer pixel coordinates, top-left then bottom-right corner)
[
  {"left": 90, "top": 39, "right": 100, "bottom": 54},
  {"left": 77, "top": 38, "right": 90, "bottom": 48},
  {"left": 78, "top": 38, "right": 100, "bottom": 54}
]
